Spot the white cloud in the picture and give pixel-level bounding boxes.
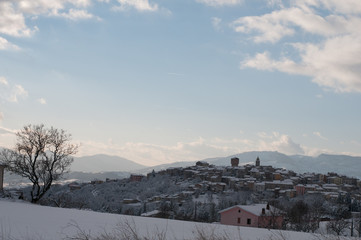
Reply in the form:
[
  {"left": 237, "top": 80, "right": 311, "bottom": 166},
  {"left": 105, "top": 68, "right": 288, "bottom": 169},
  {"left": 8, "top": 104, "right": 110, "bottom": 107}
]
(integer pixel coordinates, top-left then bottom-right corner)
[
  {"left": 313, "top": 131, "right": 328, "bottom": 140},
  {"left": 76, "top": 132, "right": 311, "bottom": 166},
  {"left": 297, "top": 0, "right": 361, "bottom": 15},
  {"left": 17, "top": 0, "right": 100, "bottom": 21},
  {"left": 236, "top": 0, "right": 361, "bottom": 93},
  {"left": 0, "top": 77, "right": 8, "bottom": 85},
  {"left": 16, "top": 0, "right": 92, "bottom": 15},
  {"left": 54, "top": 8, "right": 101, "bottom": 21},
  {"left": 8, "top": 85, "right": 28, "bottom": 102},
  {"left": 0, "top": 37, "right": 20, "bottom": 51},
  {"left": 0, "top": 0, "right": 102, "bottom": 50},
  {"left": 0, "top": 126, "right": 17, "bottom": 149},
  {"left": 0, "top": 0, "right": 97, "bottom": 35},
  {"left": 37, "top": 98, "right": 47, "bottom": 105},
  {"left": 232, "top": 9, "right": 296, "bottom": 43},
  {"left": 266, "top": 0, "right": 284, "bottom": 7},
  {"left": 78, "top": 137, "right": 238, "bottom": 166},
  {"left": 0, "top": 126, "right": 16, "bottom": 134},
  {"left": 0, "top": 1, "right": 35, "bottom": 37},
  {"left": 257, "top": 132, "right": 305, "bottom": 155},
  {"left": 113, "top": 0, "right": 159, "bottom": 12},
  {"left": 196, "top": 0, "right": 243, "bottom": 7},
  {"left": 212, "top": 17, "right": 222, "bottom": 31},
  {"left": 0, "top": 78, "right": 28, "bottom": 103}
]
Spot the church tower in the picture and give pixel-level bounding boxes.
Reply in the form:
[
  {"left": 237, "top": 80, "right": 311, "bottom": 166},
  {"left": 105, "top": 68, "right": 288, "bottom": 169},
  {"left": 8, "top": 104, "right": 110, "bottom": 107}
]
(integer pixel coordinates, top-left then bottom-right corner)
[
  {"left": 255, "top": 156, "right": 260, "bottom": 167},
  {"left": 0, "top": 164, "right": 5, "bottom": 191}
]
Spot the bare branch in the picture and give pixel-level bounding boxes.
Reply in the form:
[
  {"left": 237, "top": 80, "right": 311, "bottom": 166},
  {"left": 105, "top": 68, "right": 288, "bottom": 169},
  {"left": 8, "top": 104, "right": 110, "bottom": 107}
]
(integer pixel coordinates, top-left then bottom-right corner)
[{"left": 0, "top": 124, "right": 78, "bottom": 203}]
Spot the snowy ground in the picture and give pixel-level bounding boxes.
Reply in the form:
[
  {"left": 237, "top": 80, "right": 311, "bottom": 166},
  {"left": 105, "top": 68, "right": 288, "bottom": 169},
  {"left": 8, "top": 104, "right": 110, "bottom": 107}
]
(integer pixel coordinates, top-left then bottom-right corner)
[{"left": 0, "top": 199, "right": 355, "bottom": 240}]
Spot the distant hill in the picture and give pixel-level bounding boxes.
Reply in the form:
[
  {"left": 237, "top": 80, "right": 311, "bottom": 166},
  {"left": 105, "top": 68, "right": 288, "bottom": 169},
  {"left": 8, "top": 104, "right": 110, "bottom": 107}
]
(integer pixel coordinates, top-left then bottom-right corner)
[
  {"left": 136, "top": 160, "right": 197, "bottom": 175},
  {"left": 64, "top": 171, "right": 130, "bottom": 182},
  {"left": 288, "top": 154, "right": 361, "bottom": 178},
  {"left": 3, "top": 151, "right": 361, "bottom": 186},
  {"left": 207, "top": 151, "right": 294, "bottom": 167},
  {"left": 71, "top": 154, "right": 146, "bottom": 172},
  {"left": 137, "top": 151, "right": 361, "bottom": 179},
  {"left": 203, "top": 151, "right": 361, "bottom": 179}
]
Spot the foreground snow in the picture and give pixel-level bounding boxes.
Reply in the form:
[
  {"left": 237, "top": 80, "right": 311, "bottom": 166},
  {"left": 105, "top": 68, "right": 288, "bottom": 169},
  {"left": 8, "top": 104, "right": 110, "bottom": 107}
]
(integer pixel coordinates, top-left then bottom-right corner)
[{"left": 0, "top": 199, "right": 353, "bottom": 240}]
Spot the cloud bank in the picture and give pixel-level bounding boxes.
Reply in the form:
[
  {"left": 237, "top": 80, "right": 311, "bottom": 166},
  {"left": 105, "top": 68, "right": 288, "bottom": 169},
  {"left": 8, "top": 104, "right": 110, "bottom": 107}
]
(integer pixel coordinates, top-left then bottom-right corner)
[
  {"left": 0, "top": 77, "right": 28, "bottom": 103},
  {"left": 196, "top": 0, "right": 243, "bottom": 7},
  {"left": 234, "top": 0, "right": 361, "bottom": 93},
  {"left": 75, "top": 132, "right": 319, "bottom": 166}
]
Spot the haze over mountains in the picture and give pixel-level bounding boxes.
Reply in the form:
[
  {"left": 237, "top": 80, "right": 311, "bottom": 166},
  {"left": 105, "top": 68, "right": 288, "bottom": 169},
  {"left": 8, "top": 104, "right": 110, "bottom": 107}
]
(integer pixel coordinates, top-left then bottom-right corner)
[
  {"left": 73, "top": 151, "right": 361, "bottom": 179},
  {"left": 3, "top": 150, "right": 361, "bottom": 186}
]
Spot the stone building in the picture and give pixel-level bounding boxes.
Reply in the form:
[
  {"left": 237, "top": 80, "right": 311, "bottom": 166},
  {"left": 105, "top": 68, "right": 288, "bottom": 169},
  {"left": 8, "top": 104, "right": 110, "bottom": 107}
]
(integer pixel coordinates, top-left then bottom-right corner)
[{"left": 231, "top": 157, "right": 239, "bottom": 167}]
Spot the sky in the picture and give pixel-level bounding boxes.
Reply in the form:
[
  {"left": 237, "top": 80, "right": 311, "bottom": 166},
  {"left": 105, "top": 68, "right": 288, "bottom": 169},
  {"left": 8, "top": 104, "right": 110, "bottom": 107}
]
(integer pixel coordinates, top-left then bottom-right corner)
[{"left": 1, "top": 0, "right": 361, "bottom": 166}]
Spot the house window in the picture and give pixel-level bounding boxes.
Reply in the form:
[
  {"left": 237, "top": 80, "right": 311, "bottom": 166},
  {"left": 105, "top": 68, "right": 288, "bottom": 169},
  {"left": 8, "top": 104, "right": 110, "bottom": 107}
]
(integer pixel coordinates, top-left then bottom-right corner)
[
  {"left": 238, "top": 209, "right": 241, "bottom": 213},
  {"left": 237, "top": 218, "right": 241, "bottom": 224},
  {"left": 247, "top": 218, "right": 251, "bottom": 225}
]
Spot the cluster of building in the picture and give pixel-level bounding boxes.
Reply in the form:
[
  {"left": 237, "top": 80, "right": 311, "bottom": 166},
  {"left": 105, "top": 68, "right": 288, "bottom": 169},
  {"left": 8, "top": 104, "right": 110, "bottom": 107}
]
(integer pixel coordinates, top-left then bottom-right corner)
[
  {"left": 2, "top": 157, "right": 361, "bottom": 229},
  {"left": 145, "top": 157, "right": 361, "bottom": 201},
  {"left": 116, "top": 157, "right": 361, "bottom": 228}
]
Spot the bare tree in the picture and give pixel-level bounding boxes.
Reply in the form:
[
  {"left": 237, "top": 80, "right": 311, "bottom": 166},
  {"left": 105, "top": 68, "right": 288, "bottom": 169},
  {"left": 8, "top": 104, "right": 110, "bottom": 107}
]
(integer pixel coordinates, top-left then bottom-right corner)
[
  {"left": 0, "top": 124, "right": 78, "bottom": 203},
  {"left": 327, "top": 219, "right": 350, "bottom": 236}
]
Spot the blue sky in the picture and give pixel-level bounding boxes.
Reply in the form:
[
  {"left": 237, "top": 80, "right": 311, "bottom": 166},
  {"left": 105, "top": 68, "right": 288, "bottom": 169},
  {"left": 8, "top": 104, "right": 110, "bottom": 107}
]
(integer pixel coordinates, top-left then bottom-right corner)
[{"left": 1, "top": 0, "right": 361, "bottom": 166}]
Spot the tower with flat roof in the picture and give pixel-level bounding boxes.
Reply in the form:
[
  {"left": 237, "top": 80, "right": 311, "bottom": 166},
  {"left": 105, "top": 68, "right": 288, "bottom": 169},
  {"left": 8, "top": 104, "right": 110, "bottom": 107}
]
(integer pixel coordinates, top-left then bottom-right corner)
[
  {"left": 255, "top": 157, "right": 260, "bottom": 167},
  {"left": 0, "top": 164, "right": 5, "bottom": 191}
]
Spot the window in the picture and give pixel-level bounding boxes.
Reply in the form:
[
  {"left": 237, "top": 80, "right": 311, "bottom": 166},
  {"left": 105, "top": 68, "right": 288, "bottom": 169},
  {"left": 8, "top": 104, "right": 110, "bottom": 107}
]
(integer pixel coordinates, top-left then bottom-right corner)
[
  {"left": 247, "top": 218, "right": 251, "bottom": 225},
  {"left": 237, "top": 218, "right": 240, "bottom": 224},
  {"left": 238, "top": 209, "right": 241, "bottom": 213}
]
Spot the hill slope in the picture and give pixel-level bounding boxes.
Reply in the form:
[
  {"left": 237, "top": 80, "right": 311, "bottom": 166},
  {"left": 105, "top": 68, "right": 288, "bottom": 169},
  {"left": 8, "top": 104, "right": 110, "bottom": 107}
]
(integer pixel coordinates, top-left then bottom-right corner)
[
  {"left": 71, "top": 154, "right": 146, "bottom": 172},
  {"left": 0, "top": 200, "right": 344, "bottom": 240}
]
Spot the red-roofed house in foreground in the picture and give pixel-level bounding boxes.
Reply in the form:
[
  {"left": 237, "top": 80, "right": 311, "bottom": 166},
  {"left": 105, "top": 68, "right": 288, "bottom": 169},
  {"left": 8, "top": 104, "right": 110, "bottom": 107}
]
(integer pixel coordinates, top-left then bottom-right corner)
[{"left": 219, "top": 203, "right": 284, "bottom": 229}]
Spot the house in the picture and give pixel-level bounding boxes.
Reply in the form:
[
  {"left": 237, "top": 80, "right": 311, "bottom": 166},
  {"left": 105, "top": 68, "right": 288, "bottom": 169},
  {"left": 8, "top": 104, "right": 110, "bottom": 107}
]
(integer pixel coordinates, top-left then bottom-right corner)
[
  {"left": 68, "top": 183, "right": 82, "bottom": 191},
  {"left": 130, "top": 174, "right": 144, "bottom": 182},
  {"left": 219, "top": 204, "right": 284, "bottom": 229},
  {"left": 0, "top": 164, "right": 5, "bottom": 191},
  {"left": 295, "top": 184, "right": 305, "bottom": 195}
]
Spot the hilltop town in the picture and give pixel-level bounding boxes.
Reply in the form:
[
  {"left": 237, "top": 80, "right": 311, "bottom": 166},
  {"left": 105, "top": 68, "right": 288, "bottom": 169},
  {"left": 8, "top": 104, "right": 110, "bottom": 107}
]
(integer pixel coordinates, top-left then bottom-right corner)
[
  {"left": 3, "top": 157, "right": 351, "bottom": 237},
  {"left": 142, "top": 157, "right": 361, "bottom": 201}
]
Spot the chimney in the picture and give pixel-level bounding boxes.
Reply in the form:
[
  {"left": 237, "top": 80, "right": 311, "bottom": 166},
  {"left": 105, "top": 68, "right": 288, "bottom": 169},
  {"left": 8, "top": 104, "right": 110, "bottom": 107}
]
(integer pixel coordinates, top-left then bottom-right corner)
[
  {"left": 262, "top": 208, "right": 265, "bottom": 215},
  {"left": 266, "top": 203, "right": 270, "bottom": 210}
]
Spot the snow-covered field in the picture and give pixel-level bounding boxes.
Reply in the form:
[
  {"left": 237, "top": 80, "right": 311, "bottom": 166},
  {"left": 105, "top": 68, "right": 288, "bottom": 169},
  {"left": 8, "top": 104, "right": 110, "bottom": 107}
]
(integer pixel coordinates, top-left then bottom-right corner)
[{"left": 0, "top": 199, "right": 353, "bottom": 240}]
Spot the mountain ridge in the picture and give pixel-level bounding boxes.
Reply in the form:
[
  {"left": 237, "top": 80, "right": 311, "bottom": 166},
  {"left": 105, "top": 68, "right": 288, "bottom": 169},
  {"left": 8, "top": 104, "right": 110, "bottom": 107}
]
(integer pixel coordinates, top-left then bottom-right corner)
[
  {"left": 71, "top": 154, "right": 146, "bottom": 172},
  {"left": 2, "top": 150, "right": 361, "bottom": 182}
]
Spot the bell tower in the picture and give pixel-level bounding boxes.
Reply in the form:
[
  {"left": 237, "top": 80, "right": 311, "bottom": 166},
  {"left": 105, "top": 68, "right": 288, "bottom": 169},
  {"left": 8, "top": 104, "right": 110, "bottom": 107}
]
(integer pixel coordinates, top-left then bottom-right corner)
[
  {"left": 255, "top": 156, "right": 260, "bottom": 167},
  {"left": 0, "top": 164, "right": 5, "bottom": 191}
]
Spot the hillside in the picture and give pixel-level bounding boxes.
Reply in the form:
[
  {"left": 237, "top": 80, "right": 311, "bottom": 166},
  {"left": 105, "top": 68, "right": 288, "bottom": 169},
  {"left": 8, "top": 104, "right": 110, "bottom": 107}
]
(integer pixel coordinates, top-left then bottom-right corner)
[
  {"left": 0, "top": 200, "right": 347, "bottom": 240},
  {"left": 71, "top": 154, "right": 146, "bottom": 172}
]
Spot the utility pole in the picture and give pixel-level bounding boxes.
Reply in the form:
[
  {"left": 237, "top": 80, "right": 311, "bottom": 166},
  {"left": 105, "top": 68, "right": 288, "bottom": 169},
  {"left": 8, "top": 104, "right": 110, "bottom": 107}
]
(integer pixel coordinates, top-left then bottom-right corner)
[
  {"left": 350, "top": 200, "right": 354, "bottom": 237},
  {"left": 359, "top": 212, "right": 361, "bottom": 238}
]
